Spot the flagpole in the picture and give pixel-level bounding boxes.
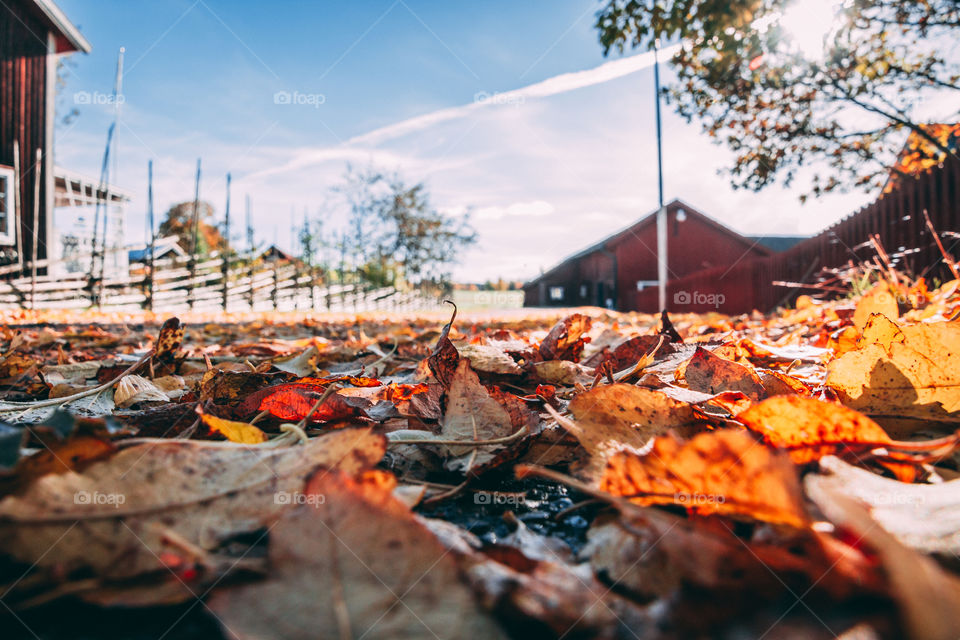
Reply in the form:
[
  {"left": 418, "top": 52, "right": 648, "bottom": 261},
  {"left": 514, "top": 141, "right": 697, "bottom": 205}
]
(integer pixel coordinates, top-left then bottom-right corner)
[{"left": 653, "top": 39, "right": 668, "bottom": 311}]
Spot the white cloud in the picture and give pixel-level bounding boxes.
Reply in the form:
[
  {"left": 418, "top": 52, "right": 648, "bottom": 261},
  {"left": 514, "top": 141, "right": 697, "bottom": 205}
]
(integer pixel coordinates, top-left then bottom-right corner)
[{"left": 474, "top": 200, "right": 555, "bottom": 220}]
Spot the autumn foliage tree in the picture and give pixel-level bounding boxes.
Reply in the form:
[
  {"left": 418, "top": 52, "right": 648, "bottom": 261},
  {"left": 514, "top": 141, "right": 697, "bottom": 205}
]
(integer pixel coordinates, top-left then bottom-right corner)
[
  {"left": 158, "top": 200, "right": 228, "bottom": 257},
  {"left": 595, "top": 0, "right": 960, "bottom": 198}
]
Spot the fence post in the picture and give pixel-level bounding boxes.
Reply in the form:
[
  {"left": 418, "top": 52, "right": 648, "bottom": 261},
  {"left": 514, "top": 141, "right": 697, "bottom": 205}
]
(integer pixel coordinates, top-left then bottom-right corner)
[
  {"left": 145, "top": 160, "right": 155, "bottom": 311},
  {"left": 272, "top": 262, "right": 280, "bottom": 310},
  {"left": 222, "top": 173, "right": 231, "bottom": 312},
  {"left": 188, "top": 159, "right": 201, "bottom": 310},
  {"left": 30, "top": 148, "right": 41, "bottom": 310}
]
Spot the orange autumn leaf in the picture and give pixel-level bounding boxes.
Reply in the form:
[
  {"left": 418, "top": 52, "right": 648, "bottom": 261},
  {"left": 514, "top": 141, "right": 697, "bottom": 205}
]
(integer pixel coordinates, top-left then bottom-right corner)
[
  {"left": 257, "top": 386, "right": 358, "bottom": 423},
  {"left": 599, "top": 429, "right": 809, "bottom": 528},
  {"left": 736, "top": 395, "right": 893, "bottom": 464}
]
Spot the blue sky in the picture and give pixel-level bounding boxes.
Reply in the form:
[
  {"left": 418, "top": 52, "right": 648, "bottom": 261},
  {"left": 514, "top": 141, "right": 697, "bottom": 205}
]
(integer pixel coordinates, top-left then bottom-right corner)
[{"left": 53, "top": 0, "right": 882, "bottom": 282}]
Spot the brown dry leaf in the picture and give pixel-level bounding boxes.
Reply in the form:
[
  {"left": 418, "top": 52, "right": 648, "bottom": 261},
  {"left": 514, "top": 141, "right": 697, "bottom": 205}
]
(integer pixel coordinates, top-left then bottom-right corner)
[
  {"left": 737, "top": 395, "right": 894, "bottom": 464},
  {"left": 826, "top": 314, "right": 960, "bottom": 421},
  {"left": 599, "top": 429, "right": 809, "bottom": 527},
  {"left": 40, "top": 361, "right": 102, "bottom": 386},
  {"left": 530, "top": 359, "right": 580, "bottom": 385},
  {"left": 441, "top": 360, "right": 516, "bottom": 472},
  {"left": 853, "top": 283, "right": 899, "bottom": 330},
  {"left": 539, "top": 313, "right": 592, "bottom": 361},
  {"left": 200, "top": 412, "right": 268, "bottom": 444},
  {"left": 758, "top": 370, "right": 811, "bottom": 397},
  {"left": 0, "top": 429, "right": 385, "bottom": 580},
  {"left": 684, "top": 346, "right": 766, "bottom": 401},
  {"left": 456, "top": 343, "right": 523, "bottom": 375},
  {"left": 566, "top": 384, "right": 707, "bottom": 456},
  {"left": 207, "top": 469, "right": 505, "bottom": 640},
  {"left": 427, "top": 304, "right": 460, "bottom": 387}
]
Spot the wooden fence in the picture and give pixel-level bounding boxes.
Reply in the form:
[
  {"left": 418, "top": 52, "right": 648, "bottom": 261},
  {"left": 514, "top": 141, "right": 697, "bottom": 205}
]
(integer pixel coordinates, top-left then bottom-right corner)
[
  {"left": 635, "top": 156, "right": 960, "bottom": 313},
  {"left": 0, "top": 253, "right": 443, "bottom": 313}
]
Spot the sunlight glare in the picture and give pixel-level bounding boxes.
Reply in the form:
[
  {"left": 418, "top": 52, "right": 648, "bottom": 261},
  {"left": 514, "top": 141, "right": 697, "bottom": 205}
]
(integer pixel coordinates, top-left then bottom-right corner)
[{"left": 779, "top": 0, "right": 842, "bottom": 59}]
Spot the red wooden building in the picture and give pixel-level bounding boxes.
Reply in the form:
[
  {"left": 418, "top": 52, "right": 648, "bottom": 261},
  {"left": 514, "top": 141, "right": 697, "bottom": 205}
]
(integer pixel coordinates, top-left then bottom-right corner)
[
  {"left": 0, "top": 0, "right": 90, "bottom": 269},
  {"left": 523, "top": 199, "right": 804, "bottom": 312}
]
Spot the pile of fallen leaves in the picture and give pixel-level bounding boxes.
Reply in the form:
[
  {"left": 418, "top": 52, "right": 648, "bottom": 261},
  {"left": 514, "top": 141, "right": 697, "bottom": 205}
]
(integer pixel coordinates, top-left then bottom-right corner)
[{"left": 2, "top": 279, "right": 960, "bottom": 639}]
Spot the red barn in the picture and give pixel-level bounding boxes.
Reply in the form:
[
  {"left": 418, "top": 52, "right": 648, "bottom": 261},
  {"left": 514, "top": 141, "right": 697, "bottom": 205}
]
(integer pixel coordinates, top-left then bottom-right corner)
[{"left": 523, "top": 199, "right": 804, "bottom": 312}]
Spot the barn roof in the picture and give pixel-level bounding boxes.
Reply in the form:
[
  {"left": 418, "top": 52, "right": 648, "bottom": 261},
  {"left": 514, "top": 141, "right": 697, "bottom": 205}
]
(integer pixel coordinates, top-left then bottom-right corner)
[
  {"left": 525, "top": 199, "right": 772, "bottom": 288},
  {"left": 25, "top": 0, "right": 91, "bottom": 54}
]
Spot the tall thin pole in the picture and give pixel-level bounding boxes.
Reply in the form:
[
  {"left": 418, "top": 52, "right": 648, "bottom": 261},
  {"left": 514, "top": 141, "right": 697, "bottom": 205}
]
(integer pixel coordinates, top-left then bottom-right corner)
[
  {"left": 91, "top": 48, "right": 124, "bottom": 306},
  {"left": 146, "top": 159, "right": 155, "bottom": 311},
  {"left": 30, "top": 149, "right": 41, "bottom": 309},
  {"left": 246, "top": 195, "right": 254, "bottom": 310},
  {"left": 222, "top": 172, "right": 231, "bottom": 311},
  {"left": 653, "top": 40, "right": 668, "bottom": 311},
  {"left": 189, "top": 158, "right": 201, "bottom": 309}
]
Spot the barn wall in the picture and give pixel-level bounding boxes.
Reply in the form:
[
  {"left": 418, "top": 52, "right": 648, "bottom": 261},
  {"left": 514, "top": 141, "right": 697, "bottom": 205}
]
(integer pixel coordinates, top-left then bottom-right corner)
[
  {"left": 0, "top": 0, "right": 52, "bottom": 268},
  {"left": 613, "top": 206, "right": 769, "bottom": 311}
]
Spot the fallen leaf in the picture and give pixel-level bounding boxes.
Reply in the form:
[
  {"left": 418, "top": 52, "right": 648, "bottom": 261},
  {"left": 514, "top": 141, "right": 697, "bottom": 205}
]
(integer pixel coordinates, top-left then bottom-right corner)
[
  {"left": 200, "top": 412, "right": 268, "bottom": 444},
  {"left": 826, "top": 314, "right": 960, "bottom": 421},
  {"left": 684, "top": 346, "right": 765, "bottom": 401},
  {"left": 207, "top": 468, "right": 506, "bottom": 640},
  {"left": 455, "top": 343, "right": 523, "bottom": 375},
  {"left": 566, "top": 384, "right": 708, "bottom": 457},
  {"left": 0, "top": 429, "right": 385, "bottom": 580},
  {"left": 737, "top": 395, "right": 894, "bottom": 464},
  {"left": 600, "top": 429, "right": 809, "bottom": 527},
  {"left": 114, "top": 374, "right": 170, "bottom": 408},
  {"left": 539, "top": 314, "right": 592, "bottom": 361}
]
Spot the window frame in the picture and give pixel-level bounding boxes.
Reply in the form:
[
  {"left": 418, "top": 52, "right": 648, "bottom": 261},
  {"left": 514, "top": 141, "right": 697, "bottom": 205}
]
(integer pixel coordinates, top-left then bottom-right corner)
[
  {"left": 0, "top": 166, "right": 16, "bottom": 247},
  {"left": 548, "top": 285, "right": 565, "bottom": 301}
]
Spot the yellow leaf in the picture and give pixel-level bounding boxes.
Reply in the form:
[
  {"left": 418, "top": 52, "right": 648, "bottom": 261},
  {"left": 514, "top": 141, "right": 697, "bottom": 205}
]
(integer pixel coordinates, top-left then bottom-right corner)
[
  {"left": 201, "top": 413, "right": 268, "bottom": 444},
  {"left": 826, "top": 316, "right": 960, "bottom": 421}
]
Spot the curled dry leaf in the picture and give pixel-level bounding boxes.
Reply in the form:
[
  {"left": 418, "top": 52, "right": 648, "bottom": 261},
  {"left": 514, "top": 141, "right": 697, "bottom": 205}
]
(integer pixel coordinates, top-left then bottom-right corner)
[
  {"left": 737, "top": 395, "right": 894, "bottom": 464},
  {"left": 599, "top": 429, "right": 809, "bottom": 528},
  {"left": 427, "top": 302, "right": 460, "bottom": 388},
  {"left": 0, "top": 429, "right": 385, "bottom": 580},
  {"left": 456, "top": 343, "right": 523, "bottom": 376},
  {"left": 207, "top": 468, "right": 506, "bottom": 640},
  {"left": 684, "top": 346, "right": 765, "bottom": 401},
  {"left": 539, "top": 313, "right": 592, "bottom": 362},
  {"left": 826, "top": 314, "right": 960, "bottom": 422},
  {"left": 113, "top": 374, "right": 170, "bottom": 408}
]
